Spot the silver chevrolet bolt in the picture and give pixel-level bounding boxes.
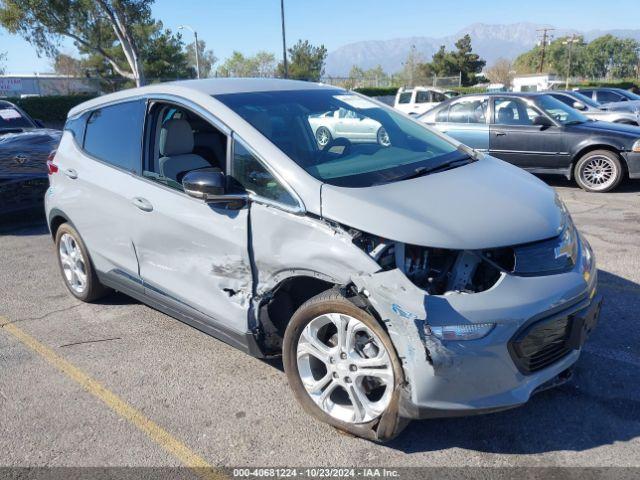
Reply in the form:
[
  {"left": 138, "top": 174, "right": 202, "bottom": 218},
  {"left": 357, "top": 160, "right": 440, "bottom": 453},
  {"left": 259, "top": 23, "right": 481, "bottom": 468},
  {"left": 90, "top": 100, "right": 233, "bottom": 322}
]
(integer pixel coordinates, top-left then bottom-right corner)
[{"left": 45, "top": 78, "right": 601, "bottom": 441}]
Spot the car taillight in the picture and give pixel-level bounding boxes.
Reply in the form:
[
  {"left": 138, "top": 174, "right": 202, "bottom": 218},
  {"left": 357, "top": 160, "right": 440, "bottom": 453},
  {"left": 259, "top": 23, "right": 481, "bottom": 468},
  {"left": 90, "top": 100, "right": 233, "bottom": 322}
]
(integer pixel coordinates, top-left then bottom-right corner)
[{"left": 47, "top": 150, "right": 58, "bottom": 175}]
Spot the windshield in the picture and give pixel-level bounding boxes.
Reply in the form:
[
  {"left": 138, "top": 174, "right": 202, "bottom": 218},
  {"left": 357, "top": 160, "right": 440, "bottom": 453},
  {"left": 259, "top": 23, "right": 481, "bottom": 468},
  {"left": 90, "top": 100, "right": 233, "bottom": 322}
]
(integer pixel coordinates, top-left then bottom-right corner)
[
  {"left": 0, "top": 105, "right": 35, "bottom": 130},
  {"left": 620, "top": 90, "right": 640, "bottom": 101},
  {"left": 216, "top": 89, "right": 465, "bottom": 187},
  {"left": 535, "top": 95, "right": 589, "bottom": 125},
  {"left": 571, "top": 91, "right": 601, "bottom": 109}
]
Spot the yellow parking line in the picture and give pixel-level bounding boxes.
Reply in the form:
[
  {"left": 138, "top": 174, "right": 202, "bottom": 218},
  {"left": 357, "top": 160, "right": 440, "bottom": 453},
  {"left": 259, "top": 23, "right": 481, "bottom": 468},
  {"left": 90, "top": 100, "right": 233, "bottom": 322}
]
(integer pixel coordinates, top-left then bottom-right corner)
[{"left": 0, "top": 318, "right": 225, "bottom": 480}]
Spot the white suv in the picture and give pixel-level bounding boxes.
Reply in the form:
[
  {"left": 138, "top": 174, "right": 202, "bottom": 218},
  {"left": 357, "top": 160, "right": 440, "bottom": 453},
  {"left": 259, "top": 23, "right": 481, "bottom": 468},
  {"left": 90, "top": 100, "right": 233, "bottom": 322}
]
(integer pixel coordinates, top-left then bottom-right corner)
[{"left": 394, "top": 86, "right": 450, "bottom": 115}]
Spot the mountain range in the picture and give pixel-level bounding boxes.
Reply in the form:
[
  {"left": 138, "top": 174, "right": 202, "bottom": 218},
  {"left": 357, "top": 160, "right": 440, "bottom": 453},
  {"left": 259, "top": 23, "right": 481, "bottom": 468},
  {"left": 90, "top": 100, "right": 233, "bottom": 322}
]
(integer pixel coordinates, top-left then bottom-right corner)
[{"left": 324, "top": 22, "right": 640, "bottom": 76}]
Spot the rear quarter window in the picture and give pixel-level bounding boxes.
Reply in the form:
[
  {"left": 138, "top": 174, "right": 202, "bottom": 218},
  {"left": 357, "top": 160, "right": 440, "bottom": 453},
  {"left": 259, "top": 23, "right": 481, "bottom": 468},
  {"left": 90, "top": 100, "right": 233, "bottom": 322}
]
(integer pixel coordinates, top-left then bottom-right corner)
[
  {"left": 398, "top": 92, "right": 412, "bottom": 104},
  {"left": 64, "top": 114, "right": 87, "bottom": 143},
  {"left": 83, "top": 100, "right": 145, "bottom": 172}
]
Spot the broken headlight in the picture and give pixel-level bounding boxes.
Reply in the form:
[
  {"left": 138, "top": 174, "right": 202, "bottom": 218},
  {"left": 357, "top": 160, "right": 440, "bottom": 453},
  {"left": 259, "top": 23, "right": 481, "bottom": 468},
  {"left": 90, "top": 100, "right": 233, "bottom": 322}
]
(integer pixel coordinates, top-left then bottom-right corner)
[{"left": 428, "top": 323, "right": 496, "bottom": 341}]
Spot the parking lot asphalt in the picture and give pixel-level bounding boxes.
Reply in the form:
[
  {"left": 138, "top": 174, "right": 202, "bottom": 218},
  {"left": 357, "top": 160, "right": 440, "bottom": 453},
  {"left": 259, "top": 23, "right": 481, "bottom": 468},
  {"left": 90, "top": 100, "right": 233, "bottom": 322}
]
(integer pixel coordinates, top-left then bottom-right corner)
[{"left": 1, "top": 177, "right": 639, "bottom": 471}]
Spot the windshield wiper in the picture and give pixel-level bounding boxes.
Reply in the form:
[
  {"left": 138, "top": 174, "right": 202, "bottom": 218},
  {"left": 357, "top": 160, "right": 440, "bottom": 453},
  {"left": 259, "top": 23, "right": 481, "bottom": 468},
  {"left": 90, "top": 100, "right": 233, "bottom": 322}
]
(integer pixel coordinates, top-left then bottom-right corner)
[{"left": 392, "top": 156, "right": 474, "bottom": 182}]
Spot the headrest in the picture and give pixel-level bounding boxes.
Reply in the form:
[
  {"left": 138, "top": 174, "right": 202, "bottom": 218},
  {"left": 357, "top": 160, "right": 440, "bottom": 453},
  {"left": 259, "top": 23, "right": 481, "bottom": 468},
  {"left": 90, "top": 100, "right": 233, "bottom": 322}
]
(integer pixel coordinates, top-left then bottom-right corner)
[{"left": 159, "top": 118, "right": 194, "bottom": 156}]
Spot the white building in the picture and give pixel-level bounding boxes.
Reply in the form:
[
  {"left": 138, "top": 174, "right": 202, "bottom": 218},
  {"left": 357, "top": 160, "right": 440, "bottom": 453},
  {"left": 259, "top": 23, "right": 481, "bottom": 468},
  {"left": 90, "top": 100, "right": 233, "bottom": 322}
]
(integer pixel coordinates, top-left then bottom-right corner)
[
  {"left": 512, "top": 73, "right": 564, "bottom": 92},
  {"left": 0, "top": 73, "right": 101, "bottom": 97}
]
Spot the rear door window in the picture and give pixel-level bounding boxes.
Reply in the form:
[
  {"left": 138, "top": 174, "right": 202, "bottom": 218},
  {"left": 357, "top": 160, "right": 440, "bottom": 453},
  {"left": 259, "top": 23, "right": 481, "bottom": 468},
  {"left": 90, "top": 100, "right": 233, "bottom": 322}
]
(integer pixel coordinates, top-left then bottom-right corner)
[
  {"left": 446, "top": 99, "right": 488, "bottom": 124},
  {"left": 415, "top": 91, "right": 431, "bottom": 104},
  {"left": 596, "top": 91, "right": 624, "bottom": 103},
  {"left": 83, "top": 100, "right": 145, "bottom": 172}
]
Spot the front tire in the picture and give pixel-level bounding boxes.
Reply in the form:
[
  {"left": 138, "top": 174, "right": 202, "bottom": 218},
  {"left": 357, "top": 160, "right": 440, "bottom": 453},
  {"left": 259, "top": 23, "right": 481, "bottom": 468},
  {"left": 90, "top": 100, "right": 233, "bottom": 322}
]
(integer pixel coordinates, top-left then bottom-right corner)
[
  {"left": 574, "top": 149, "right": 623, "bottom": 193},
  {"left": 283, "top": 289, "right": 407, "bottom": 441},
  {"left": 55, "top": 223, "right": 110, "bottom": 302}
]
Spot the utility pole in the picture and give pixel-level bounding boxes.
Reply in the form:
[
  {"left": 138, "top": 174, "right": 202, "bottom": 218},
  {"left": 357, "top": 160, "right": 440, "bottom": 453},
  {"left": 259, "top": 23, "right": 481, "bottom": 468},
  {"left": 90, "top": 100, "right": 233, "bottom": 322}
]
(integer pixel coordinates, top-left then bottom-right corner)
[
  {"left": 280, "top": 0, "right": 288, "bottom": 78},
  {"left": 563, "top": 34, "right": 580, "bottom": 89},
  {"left": 537, "top": 28, "right": 555, "bottom": 73}
]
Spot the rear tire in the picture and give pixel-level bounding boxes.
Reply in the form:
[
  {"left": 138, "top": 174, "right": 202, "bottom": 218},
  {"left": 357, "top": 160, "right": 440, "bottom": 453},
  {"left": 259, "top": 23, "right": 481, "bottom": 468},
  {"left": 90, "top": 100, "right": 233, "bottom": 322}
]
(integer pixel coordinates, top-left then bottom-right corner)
[
  {"left": 574, "top": 149, "right": 623, "bottom": 193},
  {"left": 55, "top": 223, "right": 110, "bottom": 302},
  {"left": 283, "top": 289, "right": 408, "bottom": 442},
  {"left": 315, "top": 127, "right": 332, "bottom": 148}
]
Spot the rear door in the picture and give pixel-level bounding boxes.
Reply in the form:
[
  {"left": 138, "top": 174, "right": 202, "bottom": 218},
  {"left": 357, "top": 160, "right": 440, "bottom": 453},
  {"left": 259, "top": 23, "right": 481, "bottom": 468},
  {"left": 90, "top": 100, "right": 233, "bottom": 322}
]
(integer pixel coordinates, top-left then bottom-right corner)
[
  {"left": 489, "top": 96, "right": 567, "bottom": 170},
  {"left": 432, "top": 96, "right": 489, "bottom": 151},
  {"left": 55, "top": 100, "right": 146, "bottom": 285}
]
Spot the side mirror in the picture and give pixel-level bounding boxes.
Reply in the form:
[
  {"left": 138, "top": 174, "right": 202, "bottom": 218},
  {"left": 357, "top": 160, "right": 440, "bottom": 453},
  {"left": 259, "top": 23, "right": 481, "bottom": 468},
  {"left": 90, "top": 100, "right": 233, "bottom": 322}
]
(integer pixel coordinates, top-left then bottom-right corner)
[
  {"left": 532, "top": 115, "right": 554, "bottom": 127},
  {"left": 182, "top": 168, "right": 247, "bottom": 203},
  {"left": 572, "top": 101, "right": 587, "bottom": 111}
]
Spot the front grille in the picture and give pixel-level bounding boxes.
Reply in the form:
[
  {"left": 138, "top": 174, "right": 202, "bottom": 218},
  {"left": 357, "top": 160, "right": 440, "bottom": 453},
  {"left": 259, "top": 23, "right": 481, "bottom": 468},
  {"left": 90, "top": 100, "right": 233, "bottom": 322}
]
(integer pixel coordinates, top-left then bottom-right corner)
[{"left": 509, "top": 315, "right": 573, "bottom": 374}]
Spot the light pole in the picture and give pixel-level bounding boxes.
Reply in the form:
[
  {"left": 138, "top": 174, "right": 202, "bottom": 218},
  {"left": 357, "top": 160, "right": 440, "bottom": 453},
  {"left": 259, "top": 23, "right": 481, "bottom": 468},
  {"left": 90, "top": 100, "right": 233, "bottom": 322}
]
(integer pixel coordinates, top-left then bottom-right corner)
[
  {"left": 280, "top": 0, "right": 288, "bottom": 78},
  {"left": 563, "top": 34, "right": 580, "bottom": 89},
  {"left": 179, "top": 25, "right": 200, "bottom": 79}
]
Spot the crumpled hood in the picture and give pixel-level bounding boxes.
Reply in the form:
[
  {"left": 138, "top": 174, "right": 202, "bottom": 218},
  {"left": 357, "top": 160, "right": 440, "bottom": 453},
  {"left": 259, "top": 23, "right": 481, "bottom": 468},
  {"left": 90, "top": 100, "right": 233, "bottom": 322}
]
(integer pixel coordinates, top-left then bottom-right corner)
[{"left": 321, "top": 156, "right": 562, "bottom": 249}]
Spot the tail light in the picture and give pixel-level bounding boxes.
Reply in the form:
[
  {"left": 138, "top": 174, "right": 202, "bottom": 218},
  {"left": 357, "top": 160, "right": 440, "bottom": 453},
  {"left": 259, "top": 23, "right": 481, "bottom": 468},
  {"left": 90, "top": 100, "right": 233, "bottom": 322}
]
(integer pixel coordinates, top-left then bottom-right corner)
[{"left": 47, "top": 150, "right": 58, "bottom": 175}]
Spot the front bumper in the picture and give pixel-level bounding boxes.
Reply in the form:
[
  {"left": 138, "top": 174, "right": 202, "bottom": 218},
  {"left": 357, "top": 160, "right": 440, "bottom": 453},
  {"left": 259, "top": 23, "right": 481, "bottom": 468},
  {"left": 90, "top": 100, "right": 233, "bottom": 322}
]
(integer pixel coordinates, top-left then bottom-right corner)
[
  {"left": 353, "top": 238, "right": 600, "bottom": 420},
  {"left": 621, "top": 151, "right": 640, "bottom": 179}
]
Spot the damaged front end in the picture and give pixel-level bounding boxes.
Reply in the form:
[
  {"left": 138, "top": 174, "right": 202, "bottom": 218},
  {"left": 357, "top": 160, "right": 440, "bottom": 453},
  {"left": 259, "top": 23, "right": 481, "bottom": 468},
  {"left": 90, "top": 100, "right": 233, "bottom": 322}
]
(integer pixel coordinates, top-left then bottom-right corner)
[{"left": 348, "top": 217, "right": 591, "bottom": 419}]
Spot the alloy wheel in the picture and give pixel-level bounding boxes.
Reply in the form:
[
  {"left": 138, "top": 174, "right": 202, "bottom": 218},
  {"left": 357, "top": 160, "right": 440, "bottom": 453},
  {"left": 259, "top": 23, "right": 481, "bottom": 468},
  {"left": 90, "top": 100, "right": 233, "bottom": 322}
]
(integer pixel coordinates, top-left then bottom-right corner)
[
  {"left": 296, "top": 313, "right": 394, "bottom": 424},
  {"left": 377, "top": 127, "right": 391, "bottom": 147},
  {"left": 58, "top": 233, "right": 88, "bottom": 294},
  {"left": 579, "top": 155, "right": 618, "bottom": 191},
  {"left": 316, "top": 128, "right": 331, "bottom": 148}
]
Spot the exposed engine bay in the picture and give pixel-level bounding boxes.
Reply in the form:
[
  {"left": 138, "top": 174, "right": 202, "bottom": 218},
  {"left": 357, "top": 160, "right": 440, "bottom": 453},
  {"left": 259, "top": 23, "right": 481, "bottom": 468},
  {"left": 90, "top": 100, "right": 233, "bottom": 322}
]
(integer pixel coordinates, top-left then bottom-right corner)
[{"left": 351, "top": 230, "right": 516, "bottom": 295}]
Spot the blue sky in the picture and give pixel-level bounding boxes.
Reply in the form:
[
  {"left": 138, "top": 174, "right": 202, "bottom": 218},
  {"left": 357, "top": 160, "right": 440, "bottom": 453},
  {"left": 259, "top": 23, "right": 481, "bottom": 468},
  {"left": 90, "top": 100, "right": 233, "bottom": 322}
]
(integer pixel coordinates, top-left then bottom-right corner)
[{"left": 1, "top": 0, "right": 639, "bottom": 73}]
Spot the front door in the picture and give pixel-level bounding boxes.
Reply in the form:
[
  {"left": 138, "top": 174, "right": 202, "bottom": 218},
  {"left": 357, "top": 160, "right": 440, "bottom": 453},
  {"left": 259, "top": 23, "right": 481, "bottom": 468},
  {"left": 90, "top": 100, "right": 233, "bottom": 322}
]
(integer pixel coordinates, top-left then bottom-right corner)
[
  {"left": 130, "top": 99, "right": 251, "bottom": 334},
  {"left": 489, "top": 97, "right": 569, "bottom": 170}
]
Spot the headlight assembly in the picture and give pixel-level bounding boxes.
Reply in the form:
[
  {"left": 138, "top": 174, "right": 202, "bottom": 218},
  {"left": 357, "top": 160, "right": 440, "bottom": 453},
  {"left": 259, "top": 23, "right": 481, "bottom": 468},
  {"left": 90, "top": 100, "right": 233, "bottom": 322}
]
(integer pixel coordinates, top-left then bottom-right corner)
[{"left": 428, "top": 323, "right": 496, "bottom": 341}]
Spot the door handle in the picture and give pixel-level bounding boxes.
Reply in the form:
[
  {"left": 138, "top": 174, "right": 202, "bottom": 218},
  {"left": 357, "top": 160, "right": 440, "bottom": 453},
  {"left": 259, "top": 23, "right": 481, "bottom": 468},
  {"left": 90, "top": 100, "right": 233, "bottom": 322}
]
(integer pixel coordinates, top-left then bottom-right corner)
[
  {"left": 494, "top": 131, "right": 507, "bottom": 137},
  {"left": 63, "top": 168, "right": 78, "bottom": 179},
  {"left": 132, "top": 197, "right": 153, "bottom": 212}
]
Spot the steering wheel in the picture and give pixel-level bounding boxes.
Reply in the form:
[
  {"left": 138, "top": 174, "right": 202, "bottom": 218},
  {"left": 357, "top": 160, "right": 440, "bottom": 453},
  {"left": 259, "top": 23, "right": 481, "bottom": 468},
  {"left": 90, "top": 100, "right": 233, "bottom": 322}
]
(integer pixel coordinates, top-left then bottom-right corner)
[{"left": 319, "top": 136, "right": 352, "bottom": 158}]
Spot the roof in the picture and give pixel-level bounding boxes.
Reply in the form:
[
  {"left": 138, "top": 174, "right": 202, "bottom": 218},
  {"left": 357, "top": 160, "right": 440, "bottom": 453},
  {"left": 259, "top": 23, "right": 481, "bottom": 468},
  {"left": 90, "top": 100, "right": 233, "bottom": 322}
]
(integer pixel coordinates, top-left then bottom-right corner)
[
  {"left": 68, "top": 78, "right": 342, "bottom": 118},
  {"left": 167, "top": 78, "right": 338, "bottom": 95}
]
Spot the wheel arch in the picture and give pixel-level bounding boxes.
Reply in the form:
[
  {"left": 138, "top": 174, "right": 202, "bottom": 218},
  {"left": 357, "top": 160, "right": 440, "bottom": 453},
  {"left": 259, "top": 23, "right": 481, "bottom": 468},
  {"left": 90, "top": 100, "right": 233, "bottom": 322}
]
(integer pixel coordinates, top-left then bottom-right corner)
[
  {"left": 569, "top": 143, "right": 627, "bottom": 180},
  {"left": 48, "top": 208, "right": 71, "bottom": 240}
]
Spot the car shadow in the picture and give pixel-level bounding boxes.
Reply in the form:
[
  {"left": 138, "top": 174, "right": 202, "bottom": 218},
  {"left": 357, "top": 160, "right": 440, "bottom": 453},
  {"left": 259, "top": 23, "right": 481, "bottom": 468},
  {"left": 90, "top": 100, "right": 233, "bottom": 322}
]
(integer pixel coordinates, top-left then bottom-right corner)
[
  {"left": 385, "top": 269, "right": 640, "bottom": 454},
  {"left": 538, "top": 174, "right": 640, "bottom": 193}
]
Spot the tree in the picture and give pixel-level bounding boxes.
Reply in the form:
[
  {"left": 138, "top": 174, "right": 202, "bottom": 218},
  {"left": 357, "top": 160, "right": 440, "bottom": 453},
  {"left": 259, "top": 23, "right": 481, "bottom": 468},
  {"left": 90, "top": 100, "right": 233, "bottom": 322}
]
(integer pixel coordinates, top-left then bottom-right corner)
[
  {"left": 344, "top": 64, "right": 389, "bottom": 89},
  {"left": 513, "top": 34, "right": 639, "bottom": 80},
  {"left": 416, "top": 35, "right": 485, "bottom": 86},
  {"left": 585, "top": 35, "right": 639, "bottom": 79},
  {"left": 400, "top": 45, "right": 427, "bottom": 87},
  {"left": 278, "top": 40, "right": 327, "bottom": 81},
  {"left": 215, "top": 51, "right": 275, "bottom": 78},
  {"left": 186, "top": 39, "right": 217, "bottom": 78},
  {"left": 53, "top": 53, "right": 82, "bottom": 77},
  {"left": 0, "top": 0, "right": 158, "bottom": 86},
  {"left": 485, "top": 58, "right": 514, "bottom": 87},
  {"left": 0, "top": 51, "right": 6, "bottom": 75},
  {"left": 253, "top": 51, "right": 276, "bottom": 77}
]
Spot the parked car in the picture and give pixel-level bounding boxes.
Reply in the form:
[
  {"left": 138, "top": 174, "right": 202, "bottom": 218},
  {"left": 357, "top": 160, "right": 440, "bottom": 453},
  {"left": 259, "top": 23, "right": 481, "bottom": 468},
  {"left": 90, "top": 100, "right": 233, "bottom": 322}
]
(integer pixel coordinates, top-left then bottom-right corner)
[
  {"left": 308, "top": 107, "right": 390, "bottom": 147},
  {"left": 47, "top": 79, "right": 601, "bottom": 441},
  {"left": 394, "top": 86, "right": 450, "bottom": 115},
  {"left": 419, "top": 92, "right": 640, "bottom": 192},
  {"left": 575, "top": 87, "right": 640, "bottom": 114},
  {"left": 0, "top": 100, "right": 61, "bottom": 216},
  {"left": 548, "top": 91, "right": 640, "bottom": 126}
]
